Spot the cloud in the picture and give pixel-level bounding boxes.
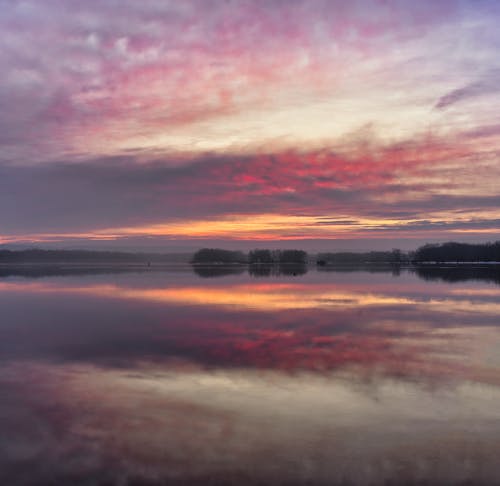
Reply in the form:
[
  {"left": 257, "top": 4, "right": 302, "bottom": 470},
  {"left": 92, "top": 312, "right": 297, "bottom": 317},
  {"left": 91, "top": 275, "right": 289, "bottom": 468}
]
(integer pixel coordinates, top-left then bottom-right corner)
[
  {"left": 0, "top": 0, "right": 468, "bottom": 161},
  {"left": 0, "top": 0, "right": 499, "bottom": 245},
  {"left": 362, "top": 217, "right": 500, "bottom": 233},
  {"left": 2, "top": 132, "right": 498, "bottom": 241},
  {"left": 435, "top": 69, "right": 500, "bottom": 109}
]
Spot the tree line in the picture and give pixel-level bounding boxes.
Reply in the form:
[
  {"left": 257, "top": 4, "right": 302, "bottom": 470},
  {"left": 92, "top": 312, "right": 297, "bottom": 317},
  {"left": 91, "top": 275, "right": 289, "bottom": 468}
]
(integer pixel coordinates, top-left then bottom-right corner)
[
  {"left": 2, "top": 241, "right": 499, "bottom": 265},
  {"left": 191, "top": 248, "right": 308, "bottom": 264},
  {"left": 192, "top": 241, "right": 500, "bottom": 265},
  {"left": 412, "top": 241, "right": 500, "bottom": 263}
]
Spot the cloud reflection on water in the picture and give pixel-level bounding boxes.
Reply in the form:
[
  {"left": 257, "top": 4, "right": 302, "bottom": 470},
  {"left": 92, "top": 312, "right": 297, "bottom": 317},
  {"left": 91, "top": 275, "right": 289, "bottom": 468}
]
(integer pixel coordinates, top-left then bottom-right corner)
[
  {"left": 1, "top": 268, "right": 500, "bottom": 484},
  {"left": 0, "top": 269, "right": 499, "bottom": 381},
  {"left": 2, "top": 361, "right": 500, "bottom": 485}
]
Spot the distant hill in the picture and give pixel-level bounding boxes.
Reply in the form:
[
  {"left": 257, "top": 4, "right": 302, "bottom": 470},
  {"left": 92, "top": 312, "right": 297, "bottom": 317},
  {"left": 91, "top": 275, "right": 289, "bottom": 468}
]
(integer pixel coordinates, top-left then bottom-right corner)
[{"left": 0, "top": 249, "right": 191, "bottom": 264}]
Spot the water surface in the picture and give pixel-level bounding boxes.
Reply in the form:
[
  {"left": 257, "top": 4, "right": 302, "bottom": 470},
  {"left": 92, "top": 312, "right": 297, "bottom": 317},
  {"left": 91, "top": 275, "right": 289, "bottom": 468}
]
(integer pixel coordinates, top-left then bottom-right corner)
[{"left": 1, "top": 266, "right": 500, "bottom": 485}]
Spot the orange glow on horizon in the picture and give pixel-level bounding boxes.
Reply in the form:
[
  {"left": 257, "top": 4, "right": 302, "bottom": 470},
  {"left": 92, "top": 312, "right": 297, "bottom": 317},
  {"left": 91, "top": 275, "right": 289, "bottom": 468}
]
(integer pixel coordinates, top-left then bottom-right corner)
[{"left": 2, "top": 212, "right": 500, "bottom": 244}]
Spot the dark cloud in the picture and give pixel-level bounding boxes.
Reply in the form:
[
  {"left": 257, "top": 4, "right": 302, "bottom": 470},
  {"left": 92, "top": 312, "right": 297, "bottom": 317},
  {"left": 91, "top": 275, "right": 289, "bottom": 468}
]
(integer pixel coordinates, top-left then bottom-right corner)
[
  {"left": 363, "top": 217, "right": 500, "bottom": 233},
  {"left": 1, "top": 141, "right": 499, "bottom": 240},
  {"left": 435, "top": 69, "right": 500, "bottom": 109},
  {"left": 315, "top": 219, "right": 361, "bottom": 225},
  {"left": 464, "top": 123, "right": 500, "bottom": 139}
]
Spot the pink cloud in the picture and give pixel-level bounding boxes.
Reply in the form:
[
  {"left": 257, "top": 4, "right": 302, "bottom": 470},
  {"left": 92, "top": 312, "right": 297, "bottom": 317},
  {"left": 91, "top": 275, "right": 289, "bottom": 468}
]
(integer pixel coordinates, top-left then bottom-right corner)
[{"left": 0, "top": 0, "right": 467, "bottom": 161}]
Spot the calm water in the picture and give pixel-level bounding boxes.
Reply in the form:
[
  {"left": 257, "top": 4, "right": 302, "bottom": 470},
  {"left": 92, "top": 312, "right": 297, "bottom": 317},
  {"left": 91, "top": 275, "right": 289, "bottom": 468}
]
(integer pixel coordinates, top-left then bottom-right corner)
[{"left": 1, "top": 265, "right": 500, "bottom": 485}]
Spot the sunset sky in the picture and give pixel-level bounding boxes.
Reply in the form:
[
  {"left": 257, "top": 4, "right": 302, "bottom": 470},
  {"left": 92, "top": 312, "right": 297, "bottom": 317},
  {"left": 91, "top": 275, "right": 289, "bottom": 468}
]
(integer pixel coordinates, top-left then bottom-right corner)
[{"left": 1, "top": 0, "right": 500, "bottom": 251}]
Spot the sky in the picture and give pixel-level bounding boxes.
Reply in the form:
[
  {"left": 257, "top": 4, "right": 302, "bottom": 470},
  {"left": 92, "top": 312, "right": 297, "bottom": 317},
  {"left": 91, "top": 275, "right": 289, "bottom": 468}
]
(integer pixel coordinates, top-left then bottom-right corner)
[{"left": 1, "top": 0, "right": 500, "bottom": 251}]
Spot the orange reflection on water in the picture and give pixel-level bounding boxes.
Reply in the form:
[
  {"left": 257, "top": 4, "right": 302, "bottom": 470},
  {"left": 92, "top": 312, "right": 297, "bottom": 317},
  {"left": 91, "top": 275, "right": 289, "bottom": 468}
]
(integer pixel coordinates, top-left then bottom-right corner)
[
  {"left": 1, "top": 280, "right": 499, "bottom": 315},
  {"left": 1, "top": 277, "right": 500, "bottom": 382},
  {"left": 1, "top": 281, "right": 404, "bottom": 310}
]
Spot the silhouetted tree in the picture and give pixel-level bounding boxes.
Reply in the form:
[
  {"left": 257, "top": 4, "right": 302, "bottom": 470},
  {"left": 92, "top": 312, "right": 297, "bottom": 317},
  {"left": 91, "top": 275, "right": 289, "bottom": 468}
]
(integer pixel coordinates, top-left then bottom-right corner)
[
  {"left": 278, "top": 250, "right": 307, "bottom": 264},
  {"left": 248, "top": 249, "right": 274, "bottom": 264},
  {"left": 413, "top": 241, "right": 500, "bottom": 263},
  {"left": 191, "top": 248, "right": 246, "bottom": 264},
  {"left": 390, "top": 248, "right": 403, "bottom": 264}
]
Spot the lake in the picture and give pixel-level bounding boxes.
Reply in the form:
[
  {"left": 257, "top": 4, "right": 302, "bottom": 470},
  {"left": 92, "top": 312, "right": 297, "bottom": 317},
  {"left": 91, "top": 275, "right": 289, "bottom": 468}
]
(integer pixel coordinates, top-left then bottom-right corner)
[{"left": 1, "top": 265, "right": 500, "bottom": 485}]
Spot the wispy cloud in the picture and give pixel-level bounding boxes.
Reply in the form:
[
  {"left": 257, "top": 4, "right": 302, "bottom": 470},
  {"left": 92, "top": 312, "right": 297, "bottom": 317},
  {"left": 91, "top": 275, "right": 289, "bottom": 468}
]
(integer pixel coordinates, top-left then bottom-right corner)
[
  {"left": 435, "top": 69, "right": 500, "bottom": 109},
  {"left": 0, "top": 0, "right": 481, "bottom": 161}
]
